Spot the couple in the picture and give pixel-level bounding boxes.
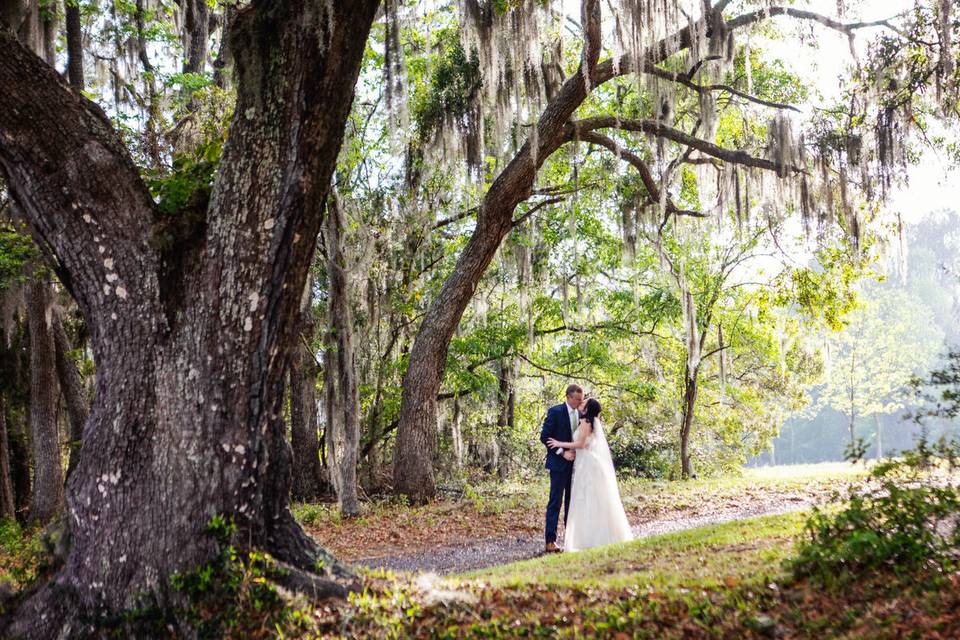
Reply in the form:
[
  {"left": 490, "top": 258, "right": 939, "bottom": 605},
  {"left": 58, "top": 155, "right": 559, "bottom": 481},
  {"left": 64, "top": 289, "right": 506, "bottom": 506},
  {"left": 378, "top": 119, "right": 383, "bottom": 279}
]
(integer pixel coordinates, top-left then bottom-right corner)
[{"left": 540, "top": 384, "right": 633, "bottom": 553}]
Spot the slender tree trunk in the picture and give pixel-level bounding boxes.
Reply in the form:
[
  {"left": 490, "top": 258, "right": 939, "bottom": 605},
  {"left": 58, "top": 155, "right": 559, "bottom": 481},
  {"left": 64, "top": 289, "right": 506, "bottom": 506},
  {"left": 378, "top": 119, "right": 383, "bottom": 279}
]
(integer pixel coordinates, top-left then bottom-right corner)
[
  {"left": 7, "top": 409, "right": 32, "bottom": 520},
  {"left": 0, "top": 2, "right": 379, "bottom": 633},
  {"left": 52, "top": 310, "right": 88, "bottom": 475},
  {"left": 64, "top": 0, "right": 84, "bottom": 89},
  {"left": 182, "top": 0, "right": 209, "bottom": 75},
  {"left": 874, "top": 413, "right": 883, "bottom": 459},
  {"left": 393, "top": 0, "right": 603, "bottom": 502},
  {"left": 25, "top": 280, "right": 64, "bottom": 525},
  {"left": 0, "top": 401, "right": 16, "bottom": 520},
  {"left": 451, "top": 397, "right": 464, "bottom": 469},
  {"left": 680, "top": 365, "right": 699, "bottom": 479},
  {"left": 213, "top": 4, "right": 237, "bottom": 89},
  {"left": 323, "top": 196, "right": 360, "bottom": 517},
  {"left": 289, "top": 288, "right": 325, "bottom": 502},
  {"left": 495, "top": 358, "right": 515, "bottom": 478}
]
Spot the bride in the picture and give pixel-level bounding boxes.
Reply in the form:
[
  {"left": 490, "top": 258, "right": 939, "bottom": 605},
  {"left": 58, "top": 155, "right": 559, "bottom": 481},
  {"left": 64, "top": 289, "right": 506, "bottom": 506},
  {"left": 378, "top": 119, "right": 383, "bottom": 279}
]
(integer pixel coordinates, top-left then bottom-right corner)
[{"left": 546, "top": 397, "right": 633, "bottom": 551}]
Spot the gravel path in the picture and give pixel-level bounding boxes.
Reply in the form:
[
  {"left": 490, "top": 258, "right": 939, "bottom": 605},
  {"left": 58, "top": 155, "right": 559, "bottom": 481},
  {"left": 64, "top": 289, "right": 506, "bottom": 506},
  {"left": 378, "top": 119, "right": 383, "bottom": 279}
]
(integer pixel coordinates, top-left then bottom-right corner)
[{"left": 351, "top": 496, "right": 814, "bottom": 575}]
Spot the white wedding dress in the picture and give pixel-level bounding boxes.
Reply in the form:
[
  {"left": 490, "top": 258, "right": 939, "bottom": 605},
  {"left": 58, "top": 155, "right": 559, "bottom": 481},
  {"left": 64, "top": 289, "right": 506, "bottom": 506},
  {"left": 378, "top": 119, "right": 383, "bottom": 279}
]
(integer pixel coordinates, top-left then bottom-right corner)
[{"left": 564, "top": 418, "right": 634, "bottom": 551}]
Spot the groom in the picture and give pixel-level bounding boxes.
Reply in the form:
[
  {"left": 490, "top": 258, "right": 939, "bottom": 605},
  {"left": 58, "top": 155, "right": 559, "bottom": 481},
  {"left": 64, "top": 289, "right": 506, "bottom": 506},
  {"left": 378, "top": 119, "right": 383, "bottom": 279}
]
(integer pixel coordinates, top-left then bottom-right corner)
[{"left": 540, "top": 383, "right": 583, "bottom": 553}]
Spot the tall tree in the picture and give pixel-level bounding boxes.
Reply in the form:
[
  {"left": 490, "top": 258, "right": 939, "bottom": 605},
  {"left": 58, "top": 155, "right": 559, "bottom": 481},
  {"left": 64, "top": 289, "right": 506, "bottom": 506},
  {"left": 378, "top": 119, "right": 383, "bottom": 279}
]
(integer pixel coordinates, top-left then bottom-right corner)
[
  {"left": 392, "top": 0, "right": 940, "bottom": 500},
  {"left": 0, "top": 1, "right": 379, "bottom": 634},
  {"left": 323, "top": 195, "right": 360, "bottom": 517}
]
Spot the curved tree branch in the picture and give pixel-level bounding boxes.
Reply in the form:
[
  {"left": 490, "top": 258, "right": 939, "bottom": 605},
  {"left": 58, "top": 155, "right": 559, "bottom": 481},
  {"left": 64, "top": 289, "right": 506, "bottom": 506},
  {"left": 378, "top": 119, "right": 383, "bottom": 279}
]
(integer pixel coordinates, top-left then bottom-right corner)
[
  {"left": 575, "top": 130, "right": 707, "bottom": 218},
  {"left": 0, "top": 27, "right": 159, "bottom": 325},
  {"left": 573, "top": 116, "right": 804, "bottom": 175}
]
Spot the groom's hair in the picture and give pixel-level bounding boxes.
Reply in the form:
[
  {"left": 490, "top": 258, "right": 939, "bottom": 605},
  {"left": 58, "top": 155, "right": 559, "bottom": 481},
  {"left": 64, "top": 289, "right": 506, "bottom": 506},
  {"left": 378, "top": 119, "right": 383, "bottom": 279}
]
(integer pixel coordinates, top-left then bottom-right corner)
[{"left": 565, "top": 383, "right": 583, "bottom": 397}]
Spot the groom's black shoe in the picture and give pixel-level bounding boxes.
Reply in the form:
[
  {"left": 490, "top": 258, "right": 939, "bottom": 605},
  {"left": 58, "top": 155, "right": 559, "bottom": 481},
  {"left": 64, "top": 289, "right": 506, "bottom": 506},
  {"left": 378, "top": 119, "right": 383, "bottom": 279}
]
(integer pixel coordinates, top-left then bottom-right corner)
[{"left": 544, "top": 542, "right": 562, "bottom": 554}]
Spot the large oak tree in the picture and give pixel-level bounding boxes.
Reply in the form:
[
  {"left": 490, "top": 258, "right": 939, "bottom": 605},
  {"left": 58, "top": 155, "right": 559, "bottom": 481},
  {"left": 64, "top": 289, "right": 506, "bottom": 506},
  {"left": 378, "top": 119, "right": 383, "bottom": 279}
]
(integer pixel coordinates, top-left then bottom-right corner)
[{"left": 0, "top": 1, "right": 378, "bottom": 635}]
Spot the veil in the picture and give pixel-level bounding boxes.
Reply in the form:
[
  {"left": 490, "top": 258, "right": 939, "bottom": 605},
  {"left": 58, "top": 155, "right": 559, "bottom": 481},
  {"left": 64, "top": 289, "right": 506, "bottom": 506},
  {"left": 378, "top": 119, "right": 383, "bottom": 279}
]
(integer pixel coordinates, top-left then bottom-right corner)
[{"left": 585, "top": 417, "right": 618, "bottom": 479}]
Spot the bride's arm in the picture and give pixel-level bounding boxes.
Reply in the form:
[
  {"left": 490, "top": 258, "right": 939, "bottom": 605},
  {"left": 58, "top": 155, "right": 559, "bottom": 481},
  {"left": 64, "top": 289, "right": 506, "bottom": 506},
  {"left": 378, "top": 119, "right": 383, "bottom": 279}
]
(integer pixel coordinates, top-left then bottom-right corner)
[{"left": 545, "top": 420, "right": 593, "bottom": 449}]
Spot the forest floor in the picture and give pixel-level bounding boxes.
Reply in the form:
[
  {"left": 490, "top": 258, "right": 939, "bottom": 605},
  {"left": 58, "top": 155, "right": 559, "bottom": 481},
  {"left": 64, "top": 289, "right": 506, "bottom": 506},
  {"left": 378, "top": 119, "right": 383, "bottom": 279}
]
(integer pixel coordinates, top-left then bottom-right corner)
[
  {"left": 3, "top": 463, "right": 958, "bottom": 637},
  {"left": 296, "top": 462, "right": 865, "bottom": 574}
]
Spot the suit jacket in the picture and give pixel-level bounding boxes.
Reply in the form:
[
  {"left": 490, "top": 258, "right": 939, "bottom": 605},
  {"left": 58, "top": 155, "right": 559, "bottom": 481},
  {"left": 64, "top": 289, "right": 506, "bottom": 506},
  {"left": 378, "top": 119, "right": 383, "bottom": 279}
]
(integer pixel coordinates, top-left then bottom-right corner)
[{"left": 540, "top": 403, "right": 575, "bottom": 471}]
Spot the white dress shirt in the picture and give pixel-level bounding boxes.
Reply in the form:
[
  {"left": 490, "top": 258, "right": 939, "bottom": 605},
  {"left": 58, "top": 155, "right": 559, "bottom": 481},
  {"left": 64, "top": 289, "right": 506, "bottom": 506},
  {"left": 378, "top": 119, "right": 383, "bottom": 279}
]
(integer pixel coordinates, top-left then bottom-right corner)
[{"left": 556, "top": 402, "right": 580, "bottom": 455}]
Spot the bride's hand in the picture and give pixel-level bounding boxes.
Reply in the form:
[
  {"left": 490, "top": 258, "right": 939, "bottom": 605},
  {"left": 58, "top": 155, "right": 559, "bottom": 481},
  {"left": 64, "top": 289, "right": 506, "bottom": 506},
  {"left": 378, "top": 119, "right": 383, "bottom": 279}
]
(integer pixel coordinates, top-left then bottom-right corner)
[{"left": 546, "top": 437, "right": 560, "bottom": 448}]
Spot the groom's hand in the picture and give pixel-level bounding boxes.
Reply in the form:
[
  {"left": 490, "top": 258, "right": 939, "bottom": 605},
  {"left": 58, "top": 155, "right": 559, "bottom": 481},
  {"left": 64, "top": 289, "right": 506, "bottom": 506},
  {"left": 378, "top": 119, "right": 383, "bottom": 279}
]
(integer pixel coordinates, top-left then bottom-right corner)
[{"left": 563, "top": 451, "right": 576, "bottom": 461}]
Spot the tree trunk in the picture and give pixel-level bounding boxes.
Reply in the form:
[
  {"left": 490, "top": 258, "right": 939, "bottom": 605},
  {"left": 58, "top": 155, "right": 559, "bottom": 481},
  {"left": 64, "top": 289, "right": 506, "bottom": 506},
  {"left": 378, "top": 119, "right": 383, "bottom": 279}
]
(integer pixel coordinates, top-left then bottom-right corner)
[
  {"left": 289, "top": 288, "right": 325, "bottom": 502},
  {"left": 874, "top": 413, "right": 883, "bottom": 459},
  {"left": 213, "top": 4, "right": 237, "bottom": 89},
  {"left": 323, "top": 196, "right": 360, "bottom": 517},
  {"left": 0, "top": 2, "right": 379, "bottom": 633},
  {"left": 451, "top": 398, "right": 464, "bottom": 469},
  {"left": 182, "top": 0, "right": 209, "bottom": 75},
  {"left": 52, "top": 310, "right": 88, "bottom": 475},
  {"left": 64, "top": 0, "right": 84, "bottom": 89},
  {"left": 0, "top": 400, "right": 16, "bottom": 520},
  {"left": 7, "top": 410, "right": 32, "bottom": 520},
  {"left": 393, "top": 0, "right": 603, "bottom": 503},
  {"left": 25, "top": 279, "right": 64, "bottom": 525},
  {"left": 495, "top": 358, "right": 515, "bottom": 478},
  {"left": 680, "top": 365, "right": 699, "bottom": 479}
]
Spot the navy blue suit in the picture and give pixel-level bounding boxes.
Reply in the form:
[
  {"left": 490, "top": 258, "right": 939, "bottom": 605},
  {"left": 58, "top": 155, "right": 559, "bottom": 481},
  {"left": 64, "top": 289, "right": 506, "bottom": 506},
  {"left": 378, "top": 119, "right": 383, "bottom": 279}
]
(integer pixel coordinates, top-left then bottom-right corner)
[{"left": 540, "top": 403, "right": 576, "bottom": 544}]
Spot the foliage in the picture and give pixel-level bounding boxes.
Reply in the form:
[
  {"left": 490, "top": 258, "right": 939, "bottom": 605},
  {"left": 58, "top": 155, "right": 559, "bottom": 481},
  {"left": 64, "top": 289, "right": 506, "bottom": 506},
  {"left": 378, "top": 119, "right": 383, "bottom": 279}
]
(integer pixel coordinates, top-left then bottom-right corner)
[
  {"left": 815, "top": 285, "right": 945, "bottom": 435},
  {"left": 144, "top": 137, "right": 222, "bottom": 217},
  {"left": 609, "top": 426, "right": 674, "bottom": 479},
  {"left": 0, "top": 226, "right": 42, "bottom": 290},
  {"left": 410, "top": 28, "right": 482, "bottom": 138},
  {"left": 790, "top": 437, "right": 960, "bottom": 586},
  {"left": 0, "top": 520, "right": 43, "bottom": 592}
]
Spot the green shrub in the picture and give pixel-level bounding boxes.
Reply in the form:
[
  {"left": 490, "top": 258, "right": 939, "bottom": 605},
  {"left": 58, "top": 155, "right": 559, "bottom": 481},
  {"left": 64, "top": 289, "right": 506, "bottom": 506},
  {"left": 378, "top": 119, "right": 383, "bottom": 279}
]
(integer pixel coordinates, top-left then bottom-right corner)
[
  {"left": 0, "top": 519, "right": 43, "bottom": 590},
  {"left": 789, "top": 436, "right": 960, "bottom": 585}
]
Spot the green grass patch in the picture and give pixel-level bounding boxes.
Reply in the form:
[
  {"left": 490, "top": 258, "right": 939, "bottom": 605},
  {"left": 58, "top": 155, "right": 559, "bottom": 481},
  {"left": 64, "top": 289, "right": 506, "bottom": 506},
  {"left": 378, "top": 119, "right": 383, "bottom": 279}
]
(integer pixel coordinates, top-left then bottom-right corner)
[{"left": 463, "top": 511, "right": 805, "bottom": 592}]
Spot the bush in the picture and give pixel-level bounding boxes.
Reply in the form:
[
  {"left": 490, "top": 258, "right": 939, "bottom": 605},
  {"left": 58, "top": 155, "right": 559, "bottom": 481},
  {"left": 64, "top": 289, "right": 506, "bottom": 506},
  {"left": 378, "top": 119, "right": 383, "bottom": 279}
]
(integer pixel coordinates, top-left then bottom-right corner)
[
  {"left": 789, "top": 436, "right": 960, "bottom": 585},
  {"left": 609, "top": 428, "right": 674, "bottom": 479},
  {"left": 0, "top": 519, "right": 43, "bottom": 591}
]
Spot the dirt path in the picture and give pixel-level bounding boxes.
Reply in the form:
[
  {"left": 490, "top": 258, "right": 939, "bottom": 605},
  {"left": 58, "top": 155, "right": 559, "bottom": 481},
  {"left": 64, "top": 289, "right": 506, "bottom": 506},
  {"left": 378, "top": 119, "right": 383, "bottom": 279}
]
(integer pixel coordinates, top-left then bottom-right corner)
[{"left": 351, "top": 496, "right": 813, "bottom": 575}]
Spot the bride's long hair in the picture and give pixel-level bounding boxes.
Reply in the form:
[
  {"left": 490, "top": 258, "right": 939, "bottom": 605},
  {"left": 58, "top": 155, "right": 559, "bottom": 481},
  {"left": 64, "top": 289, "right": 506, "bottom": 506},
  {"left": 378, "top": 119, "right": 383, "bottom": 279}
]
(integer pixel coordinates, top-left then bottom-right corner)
[{"left": 582, "top": 397, "right": 602, "bottom": 424}]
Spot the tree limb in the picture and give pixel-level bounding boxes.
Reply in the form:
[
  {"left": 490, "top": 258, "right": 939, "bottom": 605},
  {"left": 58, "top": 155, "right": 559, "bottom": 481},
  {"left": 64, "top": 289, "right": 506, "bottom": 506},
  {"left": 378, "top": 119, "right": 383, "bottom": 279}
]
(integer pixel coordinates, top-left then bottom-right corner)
[
  {"left": 576, "top": 130, "right": 707, "bottom": 217},
  {"left": 573, "top": 116, "right": 803, "bottom": 175}
]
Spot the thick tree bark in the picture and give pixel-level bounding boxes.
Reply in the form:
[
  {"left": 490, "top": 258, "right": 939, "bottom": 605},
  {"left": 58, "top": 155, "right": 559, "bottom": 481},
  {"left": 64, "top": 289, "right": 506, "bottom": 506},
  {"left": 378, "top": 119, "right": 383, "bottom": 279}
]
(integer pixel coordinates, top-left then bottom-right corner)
[
  {"left": 323, "top": 196, "right": 360, "bottom": 517},
  {"left": 289, "top": 288, "right": 325, "bottom": 502},
  {"left": 52, "top": 310, "right": 88, "bottom": 474},
  {"left": 25, "top": 279, "right": 63, "bottom": 525},
  {"left": 392, "top": 0, "right": 603, "bottom": 503},
  {"left": 0, "top": 1, "right": 378, "bottom": 634}
]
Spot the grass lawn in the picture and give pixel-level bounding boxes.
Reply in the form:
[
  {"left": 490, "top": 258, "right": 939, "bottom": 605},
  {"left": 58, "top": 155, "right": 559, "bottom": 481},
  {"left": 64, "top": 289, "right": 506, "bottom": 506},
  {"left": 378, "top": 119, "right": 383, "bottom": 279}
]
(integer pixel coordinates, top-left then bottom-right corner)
[{"left": 467, "top": 511, "right": 805, "bottom": 591}]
